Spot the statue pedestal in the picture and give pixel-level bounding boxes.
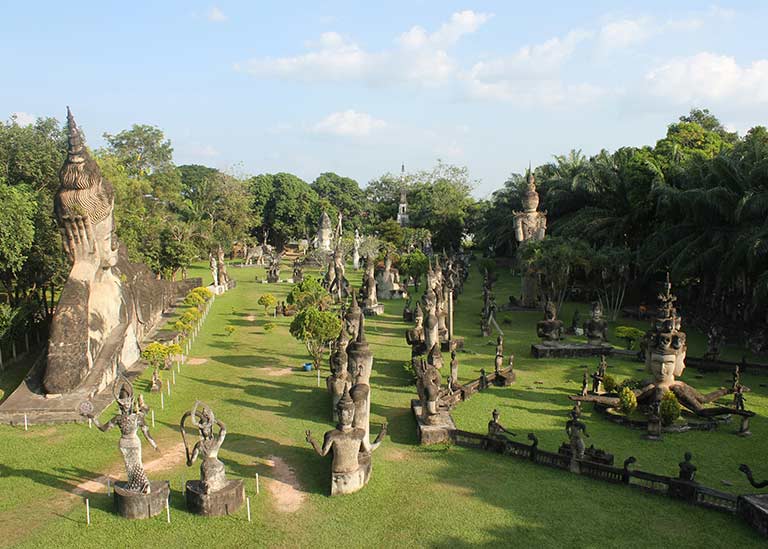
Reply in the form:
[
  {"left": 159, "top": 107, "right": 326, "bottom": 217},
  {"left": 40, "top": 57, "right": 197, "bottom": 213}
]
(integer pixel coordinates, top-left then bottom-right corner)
[
  {"left": 185, "top": 479, "right": 245, "bottom": 516},
  {"left": 738, "top": 494, "right": 768, "bottom": 538},
  {"left": 411, "top": 399, "right": 455, "bottom": 445},
  {"left": 114, "top": 480, "right": 170, "bottom": 519},
  {"left": 531, "top": 342, "right": 613, "bottom": 359},
  {"left": 363, "top": 304, "right": 384, "bottom": 316},
  {"left": 331, "top": 453, "right": 372, "bottom": 496}
]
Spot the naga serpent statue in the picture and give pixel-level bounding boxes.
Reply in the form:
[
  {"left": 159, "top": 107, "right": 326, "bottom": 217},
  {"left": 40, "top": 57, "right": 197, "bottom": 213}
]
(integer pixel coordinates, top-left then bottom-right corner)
[{"left": 739, "top": 464, "right": 768, "bottom": 489}]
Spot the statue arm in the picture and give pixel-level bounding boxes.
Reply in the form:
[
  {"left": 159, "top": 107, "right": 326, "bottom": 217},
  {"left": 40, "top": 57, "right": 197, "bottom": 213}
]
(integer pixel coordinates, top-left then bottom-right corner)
[
  {"left": 216, "top": 419, "right": 227, "bottom": 444},
  {"left": 187, "top": 442, "right": 201, "bottom": 466},
  {"left": 141, "top": 422, "right": 159, "bottom": 451},
  {"left": 92, "top": 415, "right": 117, "bottom": 432},
  {"left": 306, "top": 430, "right": 330, "bottom": 457},
  {"left": 365, "top": 422, "right": 388, "bottom": 453}
]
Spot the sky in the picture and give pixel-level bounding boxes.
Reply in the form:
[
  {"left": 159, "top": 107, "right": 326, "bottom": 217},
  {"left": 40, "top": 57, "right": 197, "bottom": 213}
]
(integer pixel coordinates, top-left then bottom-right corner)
[{"left": 2, "top": 1, "right": 767, "bottom": 197}]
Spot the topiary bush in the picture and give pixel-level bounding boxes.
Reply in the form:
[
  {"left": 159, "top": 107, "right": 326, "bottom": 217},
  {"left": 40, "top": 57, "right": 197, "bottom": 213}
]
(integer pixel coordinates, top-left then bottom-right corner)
[
  {"left": 618, "top": 386, "right": 638, "bottom": 414},
  {"left": 615, "top": 326, "right": 645, "bottom": 350},
  {"left": 263, "top": 321, "right": 275, "bottom": 333},
  {"left": 618, "top": 378, "right": 644, "bottom": 391},
  {"left": 603, "top": 374, "right": 618, "bottom": 393},
  {"left": 660, "top": 391, "right": 682, "bottom": 426}
]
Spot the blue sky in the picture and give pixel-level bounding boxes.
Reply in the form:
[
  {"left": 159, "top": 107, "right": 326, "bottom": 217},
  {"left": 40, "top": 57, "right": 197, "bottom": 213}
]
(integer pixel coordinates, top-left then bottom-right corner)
[{"left": 3, "top": 1, "right": 767, "bottom": 196}]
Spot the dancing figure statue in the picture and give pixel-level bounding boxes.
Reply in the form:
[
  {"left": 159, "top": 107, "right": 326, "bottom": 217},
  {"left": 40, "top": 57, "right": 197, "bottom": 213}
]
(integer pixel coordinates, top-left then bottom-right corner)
[
  {"left": 82, "top": 377, "right": 158, "bottom": 494},
  {"left": 180, "top": 401, "right": 227, "bottom": 494}
]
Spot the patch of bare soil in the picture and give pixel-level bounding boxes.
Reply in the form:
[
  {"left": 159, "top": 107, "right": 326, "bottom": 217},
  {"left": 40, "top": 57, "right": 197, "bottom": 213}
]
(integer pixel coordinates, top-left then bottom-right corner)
[
  {"left": 263, "top": 367, "right": 293, "bottom": 377},
  {"left": 384, "top": 448, "right": 409, "bottom": 462},
  {"left": 245, "top": 314, "right": 256, "bottom": 322},
  {"left": 187, "top": 358, "right": 208, "bottom": 365},
  {"left": 264, "top": 455, "right": 306, "bottom": 513}
]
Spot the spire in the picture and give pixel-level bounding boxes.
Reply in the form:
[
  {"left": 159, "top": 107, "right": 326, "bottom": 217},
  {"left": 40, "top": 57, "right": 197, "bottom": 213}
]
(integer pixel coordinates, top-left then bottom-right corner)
[
  {"left": 337, "top": 385, "right": 354, "bottom": 412},
  {"left": 356, "top": 314, "right": 367, "bottom": 344},
  {"left": 65, "top": 107, "right": 86, "bottom": 162}
]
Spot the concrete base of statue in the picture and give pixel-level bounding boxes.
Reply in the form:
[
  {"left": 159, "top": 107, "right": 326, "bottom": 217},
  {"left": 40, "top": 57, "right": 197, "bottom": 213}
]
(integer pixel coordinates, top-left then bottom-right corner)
[
  {"left": 531, "top": 342, "right": 613, "bottom": 359},
  {"left": 185, "top": 479, "right": 245, "bottom": 516},
  {"left": 738, "top": 494, "right": 768, "bottom": 538},
  {"left": 114, "top": 480, "right": 170, "bottom": 519},
  {"left": 412, "top": 399, "right": 456, "bottom": 445},
  {"left": 363, "top": 304, "right": 384, "bottom": 316},
  {"left": 331, "top": 452, "right": 372, "bottom": 496}
]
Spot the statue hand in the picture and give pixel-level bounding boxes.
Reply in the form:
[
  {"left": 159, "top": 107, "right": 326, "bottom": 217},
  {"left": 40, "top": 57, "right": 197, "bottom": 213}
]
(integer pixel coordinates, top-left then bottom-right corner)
[{"left": 305, "top": 430, "right": 313, "bottom": 443}]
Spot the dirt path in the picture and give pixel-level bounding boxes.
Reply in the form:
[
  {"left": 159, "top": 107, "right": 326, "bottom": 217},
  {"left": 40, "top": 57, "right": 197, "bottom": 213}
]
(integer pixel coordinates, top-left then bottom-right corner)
[
  {"left": 263, "top": 367, "right": 293, "bottom": 377},
  {"left": 187, "top": 358, "right": 208, "bottom": 365},
  {"left": 264, "top": 455, "right": 307, "bottom": 513}
]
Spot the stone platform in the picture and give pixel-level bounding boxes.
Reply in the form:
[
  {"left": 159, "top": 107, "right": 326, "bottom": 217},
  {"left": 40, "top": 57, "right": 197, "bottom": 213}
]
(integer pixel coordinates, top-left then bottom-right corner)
[
  {"left": 331, "top": 452, "right": 372, "bottom": 496},
  {"left": 531, "top": 342, "right": 613, "bottom": 359},
  {"left": 412, "top": 399, "right": 456, "bottom": 445},
  {"left": 738, "top": 494, "right": 768, "bottom": 538},
  {"left": 114, "top": 480, "right": 170, "bottom": 519},
  {"left": 363, "top": 304, "right": 384, "bottom": 316},
  {"left": 185, "top": 479, "right": 245, "bottom": 516}
]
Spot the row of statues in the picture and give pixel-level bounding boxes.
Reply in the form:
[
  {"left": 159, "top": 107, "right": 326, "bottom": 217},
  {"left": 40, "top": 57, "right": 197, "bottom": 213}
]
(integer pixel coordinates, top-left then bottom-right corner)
[
  {"left": 536, "top": 300, "right": 608, "bottom": 344},
  {"left": 208, "top": 247, "right": 231, "bottom": 289},
  {"left": 321, "top": 296, "right": 387, "bottom": 495}
]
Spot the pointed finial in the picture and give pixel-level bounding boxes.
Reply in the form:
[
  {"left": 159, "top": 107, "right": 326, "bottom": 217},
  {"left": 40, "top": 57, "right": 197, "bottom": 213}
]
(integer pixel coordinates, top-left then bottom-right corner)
[{"left": 401, "top": 163, "right": 405, "bottom": 174}]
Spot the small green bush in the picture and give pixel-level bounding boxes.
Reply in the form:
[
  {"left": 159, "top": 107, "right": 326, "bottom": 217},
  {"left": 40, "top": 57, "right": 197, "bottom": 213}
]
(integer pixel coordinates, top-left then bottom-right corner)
[
  {"left": 184, "top": 291, "right": 206, "bottom": 309},
  {"left": 618, "top": 378, "right": 644, "bottom": 391},
  {"left": 263, "top": 321, "right": 275, "bottom": 333},
  {"left": 191, "top": 286, "right": 213, "bottom": 301},
  {"left": 619, "top": 387, "right": 638, "bottom": 414},
  {"left": 615, "top": 326, "right": 645, "bottom": 350},
  {"left": 660, "top": 391, "right": 682, "bottom": 426},
  {"left": 603, "top": 374, "right": 618, "bottom": 393},
  {"left": 225, "top": 326, "right": 236, "bottom": 336},
  {"left": 258, "top": 294, "right": 277, "bottom": 315},
  {"left": 402, "top": 361, "right": 418, "bottom": 385}
]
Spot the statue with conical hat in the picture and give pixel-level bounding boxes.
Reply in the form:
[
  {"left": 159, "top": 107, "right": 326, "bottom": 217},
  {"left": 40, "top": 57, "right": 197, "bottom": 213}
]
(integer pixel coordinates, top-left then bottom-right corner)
[
  {"left": 306, "top": 387, "right": 387, "bottom": 496},
  {"left": 327, "top": 332, "right": 352, "bottom": 421},
  {"left": 316, "top": 211, "right": 332, "bottom": 252},
  {"left": 361, "top": 254, "right": 383, "bottom": 315},
  {"left": 405, "top": 303, "right": 426, "bottom": 358},
  {"left": 344, "top": 291, "right": 362, "bottom": 340},
  {"left": 512, "top": 168, "right": 547, "bottom": 308},
  {"left": 44, "top": 108, "right": 182, "bottom": 396}
]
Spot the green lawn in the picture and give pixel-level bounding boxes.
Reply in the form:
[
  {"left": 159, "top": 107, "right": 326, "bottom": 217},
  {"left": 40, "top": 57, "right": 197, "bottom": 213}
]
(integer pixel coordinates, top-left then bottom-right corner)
[{"left": 0, "top": 261, "right": 766, "bottom": 548}]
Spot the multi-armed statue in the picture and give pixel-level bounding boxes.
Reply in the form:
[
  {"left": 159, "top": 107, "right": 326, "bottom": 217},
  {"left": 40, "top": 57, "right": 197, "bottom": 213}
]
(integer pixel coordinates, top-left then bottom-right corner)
[
  {"left": 180, "top": 402, "right": 244, "bottom": 516},
  {"left": 81, "top": 377, "right": 169, "bottom": 519}
]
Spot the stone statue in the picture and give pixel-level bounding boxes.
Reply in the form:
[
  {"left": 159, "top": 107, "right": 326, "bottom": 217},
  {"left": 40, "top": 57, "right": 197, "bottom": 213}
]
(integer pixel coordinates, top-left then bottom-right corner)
[
  {"left": 405, "top": 303, "right": 426, "bottom": 358},
  {"left": 571, "top": 275, "right": 748, "bottom": 418},
  {"left": 209, "top": 254, "right": 219, "bottom": 287},
  {"left": 565, "top": 409, "right": 589, "bottom": 460},
  {"left": 494, "top": 335, "right": 504, "bottom": 375},
  {"left": 703, "top": 324, "right": 724, "bottom": 361},
  {"left": 678, "top": 452, "right": 697, "bottom": 482},
  {"left": 512, "top": 169, "right": 547, "bottom": 307},
  {"left": 536, "top": 300, "right": 564, "bottom": 342},
  {"left": 734, "top": 384, "right": 746, "bottom": 412},
  {"left": 327, "top": 333, "right": 351, "bottom": 421},
  {"left": 150, "top": 368, "right": 162, "bottom": 393},
  {"left": 738, "top": 464, "right": 768, "bottom": 489},
  {"left": 583, "top": 301, "right": 608, "bottom": 344},
  {"left": 581, "top": 369, "right": 589, "bottom": 397},
  {"left": 292, "top": 259, "right": 303, "bottom": 284},
  {"left": 376, "top": 252, "right": 403, "bottom": 300},
  {"left": 328, "top": 246, "right": 350, "bottom": 301},
  {"left": 352, "top": 229, "right": 361, "bottom": 270},
  {"left": 82, "top": 377, "right": 159, "bottom": 494},
  {"left": 591, "top": 356, "right": 607, "bottom": 394},
  {"left": 45, "top": 108, "right": 183, "bottom": 396},
  {"left": 316, "top": 211, "right": 332, "bottom": 252},
  {"left": 180, "top": 401, "right": 227, "bottom": 494},
  {"left": 306, "top": 387, "right": 387, "bottom": 496},
  {"left": 488, "top": 409, "right": 516, "bottom": 440},
  {"left": 419, "top": 357, "right": 442, "bottom": 425},
  {"left": 267, "top": 252, "right": 281, "bottom": 283},
  {"left": 344, "top": 292, "right": 362, "bottom": 341},
  {"left": 216, "top": 246, "right": 229, "bottom": 288},
  {"left": 361, "top": 254, "right": 383, "bottom": 315},
  {"left": 449, "top": 350, "right": 459, "bottom": 391}
]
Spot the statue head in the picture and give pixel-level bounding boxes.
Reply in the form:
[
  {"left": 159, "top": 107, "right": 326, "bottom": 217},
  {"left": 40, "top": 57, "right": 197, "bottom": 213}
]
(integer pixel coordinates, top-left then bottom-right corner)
[
  {"left": 591, "top": 301, "right": 603, "bottom": 320},
  {"left": 336, "top": 387, "right": 355, "bottom": 428},
  {"left": 497, "top": 335, "right": 503, "bottom": 346},
  {"left": 645, "top": 274, "right": 687, "bottom": 385},
  {"left": 521, "top": 170, "right": 540, "bottom": 213},
  {"left": 492, "top": 409, "right": 500, "bottom": 422},
  {"left": 112, "top": 377, "right": 134, "bottom": 414},
  {"left": 56, "top": 108, "right": 117, "bottom": 270}
]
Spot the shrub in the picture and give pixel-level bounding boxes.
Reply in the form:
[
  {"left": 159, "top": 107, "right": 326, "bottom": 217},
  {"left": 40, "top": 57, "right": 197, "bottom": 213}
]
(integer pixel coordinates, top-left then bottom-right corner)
[
  {"left": 191, "top": 286, "right": 213, "bottom": 301},
  {"left": 258, "top": 294, "right": 277, "bottom": 315},
  {"left": 184, "top": 291, "right": 206, "bottom": 309},
  {"left": 660, "top": 391, "right": 682, "bottom": 426},
  {"left": 615, "top": 326, "right": 645, "bottom": 350},
  {"left": 603, "top": 374, "right": 618, "bottom": 393},
  {"left": 618, "top": 387, "right": 638, "bottom": 414},
  {"left": 174, "top": 320, "right": 192, "bottom": 338},
  {"left": 263, "top": 321, "right": 275, "bottom": 333},
  {"left": 402, "top": 361, "right": 418, "bottom": 385},
  {"left": 225, "top": 326, "right": 236, "bottom": 336},
  {"left": 181, "top": 307, "right": 202, "bottom": 325},
  {"left": 618, "top": 378, "right": 644, "bottom": 391}
]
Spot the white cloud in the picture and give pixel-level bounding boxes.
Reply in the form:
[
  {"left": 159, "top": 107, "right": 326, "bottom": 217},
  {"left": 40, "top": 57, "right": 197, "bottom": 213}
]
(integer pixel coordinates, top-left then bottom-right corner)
[
  {"left": 599, "top": 17, "right": 654, "bottom": 49},
  {"left": 462, "top": 30, "right": 602, "bottom": 105},
  {"left": 236, "top": 10, "right": 491, "bottom": 87},
  {"left": 646, "top": 52, "right": 768, "bottom": 104},
  {"left": 313, "top": 110, "right": 387, "bottom": 137},
  {"left": 207, "top": 6, "right": 227, "bottom": 23},
  {"left": 10, "top": 112, "right": 35, "bottom": 126}
]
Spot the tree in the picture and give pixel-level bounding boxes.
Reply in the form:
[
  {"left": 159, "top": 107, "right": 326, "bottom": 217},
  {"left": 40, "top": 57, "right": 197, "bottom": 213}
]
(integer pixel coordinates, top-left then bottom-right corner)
[
  {"left": 398, "top": 250, "right": 428, "bottom": 292},
  {"left": 286, "top": 276, "right": 332, "bottom": 311},
  {"left": 103, "top": 124, "right": 173, "bottom": 177},
  {"left": 311, "top": 172, "right": 366, "bottom": 228},
  {"left": 0, "top": 184, "right": 36, "bottom": 301},
  {"left": 258, "top": 293, "right": 277, "bottom": 315},
  {"left": 250, "top": 173, "right": 319, "bottom": 248},
  {"left": 289, "top": 306, "right": 342, "bottom": 372}
]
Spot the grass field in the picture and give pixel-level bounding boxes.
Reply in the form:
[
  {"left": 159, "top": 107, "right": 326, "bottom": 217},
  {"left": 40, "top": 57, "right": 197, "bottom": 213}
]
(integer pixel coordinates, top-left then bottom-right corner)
[{"left": 0, "top": 261, "right": 766, "bottom": 548}]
